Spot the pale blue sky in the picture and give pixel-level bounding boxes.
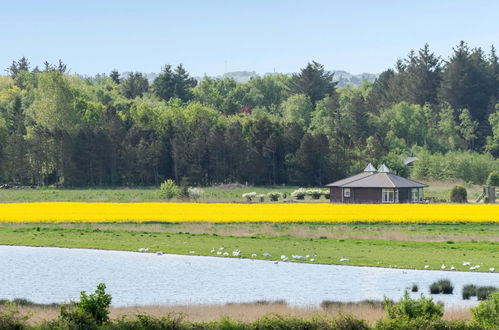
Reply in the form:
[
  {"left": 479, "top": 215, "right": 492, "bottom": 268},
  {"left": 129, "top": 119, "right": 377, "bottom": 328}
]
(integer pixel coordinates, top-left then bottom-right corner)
[{"left": 1, "top": 1, "right": 498, "bottom": 76}]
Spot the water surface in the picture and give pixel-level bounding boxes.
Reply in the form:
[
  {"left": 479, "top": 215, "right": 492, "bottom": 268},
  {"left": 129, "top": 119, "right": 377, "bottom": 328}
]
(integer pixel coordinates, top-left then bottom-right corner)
[{"left": 0, "top": 246, "right": 497, "bottom": 307}]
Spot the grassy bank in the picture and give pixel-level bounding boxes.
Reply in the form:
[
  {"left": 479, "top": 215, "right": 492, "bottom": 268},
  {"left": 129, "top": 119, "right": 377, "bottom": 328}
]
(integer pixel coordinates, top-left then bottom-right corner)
[
  {"left": 0, "top": 222, "right": 497, "bottom": 271},
  {"left": 10, "top": 300, "right": 471, "bottom": 326}
]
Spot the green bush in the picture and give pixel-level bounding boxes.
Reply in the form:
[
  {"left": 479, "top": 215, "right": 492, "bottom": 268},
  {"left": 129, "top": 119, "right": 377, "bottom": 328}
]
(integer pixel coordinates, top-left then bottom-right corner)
[
  {"left": 306, "top": 189, "right": 323, "bottom": 199},
  {"left": 450, "top": 185, "right": 467, "bottom": 203},
  {"left": 462, "top": 284, "right": 477, "bottom": 300},
  {"left": 384, "top": 291, "right": 444, "bottom": 320},
  {"left": 487, "top": 170, "right": 499, "bottom": 186},
  {"left": 267, "top": 191, "right": 281, "bottom": 202},
  {"left": 291, "top": 188, "right": 307, "bottom": 200},
  {"left": 412, "top": 149, "right": 499, "bottom": 184},
  {"left": 429, "top": 279, "right": 454, "bottom": 294},
  {"left": 0, "top": 302, "right": 30, "bottom": 330},
  {"left": 52, "top": 283, "right": 112, "bottom": 329},
  {"left": 472, "top": 291, "right": 499, "bottom": 329},
  {"left": 158, "top": 179, "right": 179, "bottom": 199},
  {"left": 477, "top": 286, "right": 498, "bottom": 301}
]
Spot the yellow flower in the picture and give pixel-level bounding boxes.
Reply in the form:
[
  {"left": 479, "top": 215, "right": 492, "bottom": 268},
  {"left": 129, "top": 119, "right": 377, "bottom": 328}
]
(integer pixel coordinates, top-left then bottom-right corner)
[{"left": 0, "top": 203, "right": 497, "bottom": 223}]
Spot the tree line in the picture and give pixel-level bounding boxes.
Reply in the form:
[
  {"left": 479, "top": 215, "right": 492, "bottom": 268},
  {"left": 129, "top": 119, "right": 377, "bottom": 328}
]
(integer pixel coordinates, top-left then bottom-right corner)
[{"left": 0, "top": 41, "right": 498, "bottom": 187}]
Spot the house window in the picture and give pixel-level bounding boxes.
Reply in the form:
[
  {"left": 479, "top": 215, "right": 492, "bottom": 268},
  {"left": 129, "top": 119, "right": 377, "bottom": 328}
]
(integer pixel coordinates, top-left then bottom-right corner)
[
  {"left": 411, "top": 188, "right": 419, "bottom": 202},
  {"left": 382, "top": 189, "right": 398, "bottom": 203},
  {"left": 343, "top": 188, "right": 351, "bottom": 198}
]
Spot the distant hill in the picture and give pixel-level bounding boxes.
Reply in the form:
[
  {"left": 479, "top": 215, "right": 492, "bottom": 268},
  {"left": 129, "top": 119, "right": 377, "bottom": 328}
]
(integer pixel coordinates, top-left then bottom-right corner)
[{"left": 119, "top": 70, "right": 378, "bottom": 87}]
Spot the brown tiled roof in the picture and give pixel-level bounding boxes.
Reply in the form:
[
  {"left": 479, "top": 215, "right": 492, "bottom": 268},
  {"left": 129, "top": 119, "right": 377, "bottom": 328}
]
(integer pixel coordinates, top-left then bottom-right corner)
[{"left": 326, "top": 172, "right": 427, "bottom": 188}]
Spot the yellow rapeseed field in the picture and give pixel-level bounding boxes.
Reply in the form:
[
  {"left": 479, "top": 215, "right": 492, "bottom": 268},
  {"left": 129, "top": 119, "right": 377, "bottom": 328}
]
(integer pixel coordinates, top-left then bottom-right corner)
[{"left": 0, "top": 202, "right": 497, "bottom": 222}]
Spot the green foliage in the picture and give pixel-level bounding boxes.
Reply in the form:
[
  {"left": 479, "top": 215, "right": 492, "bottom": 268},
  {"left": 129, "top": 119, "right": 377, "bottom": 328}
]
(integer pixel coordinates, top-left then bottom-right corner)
[
  {"left": 384, "top": 291, "right": 444, "bottom": 320},
  {"left": 76, "top": 283, "right": 112, "bottom": 325},
  {"left": 476, "top": 286, "right": 498, "bottom": 301},
  {"left": 288, "top": 61, "right": 337, "bottom": 105},
  {"left": 486, "top": 171, "right": 499, "bottom": 186},
  {"left": 472, "top": 291, "right": 499, "bottom": 329},
  {"left": 429, "top": 279, "right": 454, "bottom": 294},
  {"left": 267, "top": 191, "right": 281, "bottom": 201},
  {"left": 412, "top": 149, "right": 499, "bottom": 184},
  {"left": 0, "top": 302, "right": 30, "bottom": 330},
  {"left": 152, "top": 64, "right": 196, "bottom": 102},
  {"left": 159, "top": 179, "right": 179, "bottom": 199},
  {"left": 462, "top": 285, "right": 477, "bottom": 300},
  {"left": 281, "top": 94, "right": 313, "bottom": 127},
  {"left": 121, "top": 72, "right": 149, "bottom": 99},
  {"left": 0, "top": 50, "right": 498, "bottom": 188},
  {"left": 450, "top": 186, "right": 467, "bottom": 203}
]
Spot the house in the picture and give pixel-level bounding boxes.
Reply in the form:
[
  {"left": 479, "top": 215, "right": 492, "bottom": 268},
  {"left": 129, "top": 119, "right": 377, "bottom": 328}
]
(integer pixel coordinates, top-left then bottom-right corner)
[
  {"left": 403, "top": 156, "right": 419, "bottom": 168},
  {"left": 325, "top": 163, "right": 427, "bottom": 203}
]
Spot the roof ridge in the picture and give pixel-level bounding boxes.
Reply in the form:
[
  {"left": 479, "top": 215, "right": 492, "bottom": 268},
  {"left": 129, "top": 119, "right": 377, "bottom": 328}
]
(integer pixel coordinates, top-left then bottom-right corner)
[
  {"left": 383, "top": 172, "right": 396, "bottom": 187},
  {"left": 337, "top": 172, "right": 375, "bottom": 186}
]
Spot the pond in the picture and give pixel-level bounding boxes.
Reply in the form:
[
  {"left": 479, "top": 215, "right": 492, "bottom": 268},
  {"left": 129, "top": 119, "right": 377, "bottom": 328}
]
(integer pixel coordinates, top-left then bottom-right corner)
[{"left": 0, "top": 245, "right": 497, "bottom": 307}]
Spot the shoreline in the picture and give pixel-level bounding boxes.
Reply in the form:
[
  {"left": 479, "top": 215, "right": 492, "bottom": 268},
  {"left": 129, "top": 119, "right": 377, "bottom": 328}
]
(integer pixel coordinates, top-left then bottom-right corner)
[{"left": 1, "top": 244, "right": 497, "bottom": 274}]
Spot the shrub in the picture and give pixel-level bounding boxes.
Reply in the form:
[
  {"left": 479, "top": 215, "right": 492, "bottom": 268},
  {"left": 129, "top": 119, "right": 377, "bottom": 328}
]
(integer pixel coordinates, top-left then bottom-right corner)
[
  {"left": 306, "top": 189, "right": 323, "bottom": 199},
  {"left": 242, "top": 192, "right": 256, "bottom": 202},
  {"left": 429, "top": 279, "right": 454, "bottom": 294},
  {"left": 462, "top": 284, "right": 477, "bottom": 300},
  {"left": 472, "top": 291, "right": 499, "bottom": 329},
  {"left": 0, "top": 302, "right": 30, "bottom": 330},
  {"left": 384, "top": 291, "right": 444, "bottom": 320},
  {"left": 158, "top": 179, "right": 179, "bottom": 199},
  {"left": 54, "top": 283, "right": 112, "bottom": 329},
  {"left": 291, "top": 188, "right": 307, "bottom": 200},
  {"left": 450, "top": 185, "right": 467, "bottom": 203},
  {"left": 323, "top": 189, "right": 330, "bottom": 199},
  {"left": 487, "top": 170, "right": 499, "bottom": 186},
  {"left": 187, "top": 187, "right": 204, "bottom": 200},
  {"left": 477, "top": 286, "right": 498, "bottom": 301},
  {"left": 267, "top": 191, "right": 281, "bottom": 202}
]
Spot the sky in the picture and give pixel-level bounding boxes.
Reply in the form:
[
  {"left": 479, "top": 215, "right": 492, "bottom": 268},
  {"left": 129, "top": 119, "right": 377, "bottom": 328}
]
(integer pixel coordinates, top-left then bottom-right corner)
[{"left": 1, "top": 0, "right": 499, "bottom": 77}]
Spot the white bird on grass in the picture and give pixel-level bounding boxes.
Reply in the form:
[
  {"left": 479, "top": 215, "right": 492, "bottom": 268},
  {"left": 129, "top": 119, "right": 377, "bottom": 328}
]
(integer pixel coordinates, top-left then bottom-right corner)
[
  {"left": 232, "top": 250, "right": 241, "bottom": 257},
  {"left": 340, "top": 258, "right": 349, "bottom": 262},
  {"left": 292, "top": 255, "right": 306, "bottom": 260},
  {"left": 223, "top": 252, "right": 229, "bottom": 256},
  {"left": 441, "top": 264, "right": 446, "bottom": 270},
  {"left": 210, "top": 249, "right": 215, "bottom": 253},
  {"left": 251, "top": 253, "right": 257, "bottom": 258},
  {"left": 463, "top": 261, "right": 471, "bottom": 266},
  {"left": 490, "top": 268, "right": 495, "bottom": 272},
  {"left": 217, "top": 251, "right": 222, "bottom": 255},
  {"left": 262, "top": 252, "right": 271, "bottom": 258},
  {"left": 450, "top": 266, "right": 455, "bottom": 271},
  {"left": 309, "top": 258, "right": 315, "bottom": 262},
  {"left": 424, "top": 265, "right": 430, "bottom": 269}
]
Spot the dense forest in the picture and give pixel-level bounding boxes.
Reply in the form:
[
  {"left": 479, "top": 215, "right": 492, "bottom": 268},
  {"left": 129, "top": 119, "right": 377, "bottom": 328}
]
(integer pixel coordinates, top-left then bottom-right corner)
[{"left": 0, "top": 42, "right": 498, "bottom": 187}]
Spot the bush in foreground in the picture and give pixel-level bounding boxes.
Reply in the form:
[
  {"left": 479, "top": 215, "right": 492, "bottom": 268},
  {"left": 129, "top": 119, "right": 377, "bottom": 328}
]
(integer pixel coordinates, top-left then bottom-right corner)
[{"left": 472, "top": 291, "right": 499, "bottom": 329}]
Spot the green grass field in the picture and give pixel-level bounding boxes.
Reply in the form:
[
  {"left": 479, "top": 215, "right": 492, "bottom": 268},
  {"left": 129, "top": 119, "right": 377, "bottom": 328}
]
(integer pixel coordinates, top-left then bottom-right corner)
[
  {"left": 0, "top": 180, "right": 484, "bottom": 203},
  {"left": 0, "top": 222, "right": 497, "bottom": 271}
]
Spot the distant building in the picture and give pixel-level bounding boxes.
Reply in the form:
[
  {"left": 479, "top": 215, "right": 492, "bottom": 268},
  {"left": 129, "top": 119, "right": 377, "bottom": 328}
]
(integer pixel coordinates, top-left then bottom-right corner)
[
  {"left": 325, "top": 163, "right": 427, "bottom": 203},
  {"left": 403, "top": 156, "right": 419, "bottom": 168}
]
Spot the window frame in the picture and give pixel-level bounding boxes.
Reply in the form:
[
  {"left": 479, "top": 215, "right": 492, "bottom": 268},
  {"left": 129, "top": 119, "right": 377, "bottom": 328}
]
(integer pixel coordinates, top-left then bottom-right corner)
[{"left": 343, "top": 188, "right": 351, "bottom": 198}]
